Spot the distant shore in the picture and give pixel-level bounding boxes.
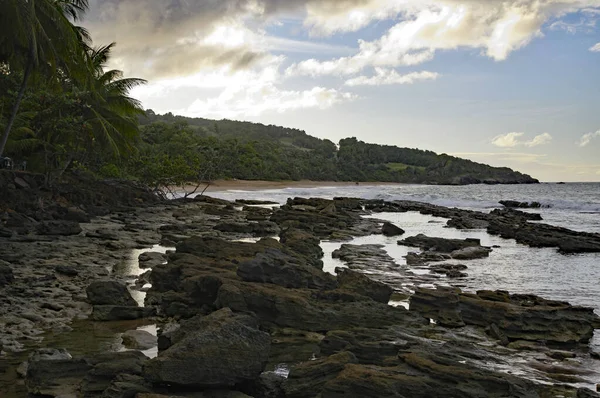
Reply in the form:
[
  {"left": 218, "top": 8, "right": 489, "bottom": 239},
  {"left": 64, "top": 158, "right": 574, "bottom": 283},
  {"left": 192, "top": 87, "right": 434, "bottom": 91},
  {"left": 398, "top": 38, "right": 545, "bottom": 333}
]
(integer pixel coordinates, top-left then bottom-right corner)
[{"left": 184, "top": 179, "right": 406, "bottom": 194}]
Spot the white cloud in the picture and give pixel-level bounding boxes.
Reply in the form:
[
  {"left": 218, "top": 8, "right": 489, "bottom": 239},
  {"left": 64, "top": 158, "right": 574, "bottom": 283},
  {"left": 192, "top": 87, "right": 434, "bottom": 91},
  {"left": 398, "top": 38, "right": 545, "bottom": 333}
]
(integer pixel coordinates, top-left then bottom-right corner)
[
  {"left": 185, "top": 85, "right": 357, "bottom": 118},
  {"left": 492, "top": 132, "right": 525, "bottom": 148},
  {"left": 345, "top": 69, "right": 439, "bottom": 86},
  {"left": 590, "top": 42, "right": 600, "bottom": 52},
  {"left": 577, "top": 130, "right": 600, "bottom": 146},
  {"left": 492, "top": 132, "right": 553, "bottom": 148},
  {"left": 525, "top": 132, "right": 553, "bottom": 147}
]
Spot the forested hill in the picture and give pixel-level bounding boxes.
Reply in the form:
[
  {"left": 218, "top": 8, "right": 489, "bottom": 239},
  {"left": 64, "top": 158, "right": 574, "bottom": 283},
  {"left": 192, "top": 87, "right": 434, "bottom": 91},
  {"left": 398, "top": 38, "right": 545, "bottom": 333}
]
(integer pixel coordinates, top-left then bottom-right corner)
[{"left": 138, "top": 110, "right": 539, "bottom": 185}]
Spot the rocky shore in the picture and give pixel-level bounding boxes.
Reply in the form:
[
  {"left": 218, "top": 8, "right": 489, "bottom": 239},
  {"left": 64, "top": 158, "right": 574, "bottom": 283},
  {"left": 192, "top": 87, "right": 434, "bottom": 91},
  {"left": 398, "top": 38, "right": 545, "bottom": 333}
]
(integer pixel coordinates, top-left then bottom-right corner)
[{"left": 1, "top": 174, "right": 600, "bottom": 397}]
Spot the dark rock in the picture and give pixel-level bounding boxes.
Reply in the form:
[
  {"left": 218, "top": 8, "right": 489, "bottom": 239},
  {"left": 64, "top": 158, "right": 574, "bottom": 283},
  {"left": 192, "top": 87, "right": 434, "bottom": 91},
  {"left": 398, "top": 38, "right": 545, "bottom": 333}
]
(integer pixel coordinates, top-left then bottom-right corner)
[
  {"left": 242, "top": 372, "right": 286, "bottom": 398},
  {"left": 0, "top": 227, "right": 13, "bottom": 238},
  {"left": 63, "top": 206, "right": 91, "bottom": 223},
  {"left": 409, "top": 286, "right": 465, "bottom": 327},
  {"left": 451, "top": 246, "right": 492, "bottom": 260},
  {"left": 237, "top": 248, "right": 337, "bottom": 290},
  {"left": 399, "top": 234, "right": 482, "bottom": 253},
  {"left": 143, "top": 308, "right": 270, "bottom": 388},
  {"left": 121, "top": 330, "right": 157, "bottom": 350},
  {"left": 381, "top": 222, "right": 405, "bottom": 236},
  {"left": 411, "top": 287, "right": 600, "bottom": 344},
  {"left": 499, "top": 200, "right": 545, "bottom": 209},
  {"left": 0, "top": 262, "right": 14, "bottom": 287},
  {"left": 91, "top": 306, "right": 156, "bottom": 321},
  {"left": 283, "top": 351, "right": 358, "bottom": 398},
  {"left": 100, "top": 374, "right": 153, "bottom": 398},
  {"left": 335, "top": 268, "right": 393, "bottom": 304},
  {"left": 54, "top": 264, "right": 79, "bottom": 276},
  {"left": 279, "top": 228, "right": 324, "bottom": 269},
  {"left": 87, "top": 280, "right": 138, "bottom": 306},
  {"left": 139, "top": 251, "right": 167, "bottom": 269},
  {"left": 235, "top": 199, "right": 279, "bottom": 205},
  {"left": 37, "top": 220, "right": 82, "bottom": 236},
  {"left": 26, "top": 348, "right": 91, "bottom": 397},
  {"left": 82, "top": 350, "right": 149, "bottom": 396}
]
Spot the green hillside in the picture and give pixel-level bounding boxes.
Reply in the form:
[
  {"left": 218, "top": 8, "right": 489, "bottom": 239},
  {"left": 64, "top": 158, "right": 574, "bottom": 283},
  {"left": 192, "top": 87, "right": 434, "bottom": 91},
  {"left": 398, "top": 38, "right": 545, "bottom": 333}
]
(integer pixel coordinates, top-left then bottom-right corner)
[{"left": 136, "top": 111, "right": 538, "bottom": 185}]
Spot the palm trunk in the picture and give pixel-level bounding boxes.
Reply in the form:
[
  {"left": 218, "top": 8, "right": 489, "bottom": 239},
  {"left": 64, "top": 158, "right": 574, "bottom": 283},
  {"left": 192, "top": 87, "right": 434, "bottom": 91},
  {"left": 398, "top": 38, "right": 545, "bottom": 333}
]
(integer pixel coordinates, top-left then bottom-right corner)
[{"left": 0, "top": 57, "right": 33, "bottom": 157}]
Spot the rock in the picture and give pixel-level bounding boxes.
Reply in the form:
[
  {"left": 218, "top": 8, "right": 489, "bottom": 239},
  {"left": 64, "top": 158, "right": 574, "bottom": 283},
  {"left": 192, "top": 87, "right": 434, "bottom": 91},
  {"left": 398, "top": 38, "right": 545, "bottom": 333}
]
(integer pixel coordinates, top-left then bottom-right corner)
[
  {"left": 283, "top": 351, "right": 358, "bottom": 398},
  {"left": 14, "top": 177, "right": 30, "bottom": 189},
  {"left": 26, "top": 348, "right": 91, "bottom": 397},
  {"left": 36, "top": 220, "right": 82, "bottom": 236},
  {"left": 487, "top": 323, "right": 509, "bottom": 346},
  {"left": 335, "top": 268, "right": 393, "bottom": 304},
  {"left": 81, "top": 350, "right": 149, "bottom": 396},
  {"left": 64, "top": 206, "right": 91, "bottom": 223},
  {"left": 332, "top": 244, "right": 399, "bottom": 268},
  {"left": 143, "top": 308, "right": 270, "bottom": 388},
  {"left": 409, "top": 286, "right": 465, "bottom": 328},
  {"left": 405, "top": 251, "right": 449, "bottom": 265},
  {"left": 0, "top": 262, "right": 14, "bottom": 287},
  {"left": 451, "top": 246, "right": 492, "bottom": 260},
  {"left": 0, "top": 227, "right": 13, "bottom": 238},
  {"left": 499, "top": 200, "right": 544, "bottom": 209},
  {"left": 91, "top": 305, "right": 156, "bottom": 321},
  {"left": 139, "top": 251, "right": 167, "bottom": 269},
  {"left": 54, "top": 265, "right": 79, "bottom": 276},
  {"left": 41, "top": 302, "right": 64, "bottom": 311},
  {"left": 86, "top": 280, "right": 138, "bottom": 306},
  {"left": 381, "top": 222, "right": 405, "bottom": 236},
  {"left": 237, "top": 248, "right": 337, "bottom": 290},
  {"left": 99, "top": 374, "right": 153, "bottom": 398},
  {"left": 235, "top": 199, "right": 279, "bottom": 205},
  {"left": 399, "top": 234, "right": 482, "bottom": 253},
  {"left": 280, "top": 228, "right": 324, "bottom": 269},
  {"left": 411, "top": 287, "right": 600, "bottom": 344},
  {"left": 121, "top": 329, "right": 157, "bottom": 350},
  {"left": 243, "top": 372, "right": 286, "bottom": 398}
]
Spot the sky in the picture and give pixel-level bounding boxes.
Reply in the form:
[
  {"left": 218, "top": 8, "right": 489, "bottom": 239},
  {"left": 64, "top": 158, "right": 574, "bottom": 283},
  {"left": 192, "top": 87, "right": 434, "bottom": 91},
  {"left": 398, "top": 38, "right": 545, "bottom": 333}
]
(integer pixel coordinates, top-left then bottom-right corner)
[{"left": 84, "top": 0, "right": 600, "bottom": 182}]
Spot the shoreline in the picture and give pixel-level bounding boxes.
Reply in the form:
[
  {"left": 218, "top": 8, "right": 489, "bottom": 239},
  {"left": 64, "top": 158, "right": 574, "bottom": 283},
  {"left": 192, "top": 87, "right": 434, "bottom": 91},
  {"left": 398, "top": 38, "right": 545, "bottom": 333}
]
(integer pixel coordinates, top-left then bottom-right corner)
[{"left": 185, "top": 179, "right": 408, "bottom": 193}]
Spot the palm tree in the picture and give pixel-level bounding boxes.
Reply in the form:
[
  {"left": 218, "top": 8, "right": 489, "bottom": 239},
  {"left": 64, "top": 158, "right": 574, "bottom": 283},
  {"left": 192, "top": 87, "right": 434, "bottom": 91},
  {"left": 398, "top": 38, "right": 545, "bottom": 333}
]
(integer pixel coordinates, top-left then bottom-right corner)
[
  {"left": 78, "top": 42, "right": 147, "bottom": 155},
  {"left": 0, "top": 0, "right": 90, "bottom": 157}
]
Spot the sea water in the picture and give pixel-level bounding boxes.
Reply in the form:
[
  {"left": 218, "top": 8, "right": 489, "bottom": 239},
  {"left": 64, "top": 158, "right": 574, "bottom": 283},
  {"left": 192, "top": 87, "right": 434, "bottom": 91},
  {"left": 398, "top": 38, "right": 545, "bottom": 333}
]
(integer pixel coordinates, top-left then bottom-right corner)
[{"left": 210, "top": 182, "right": 600, "bottom": 311}]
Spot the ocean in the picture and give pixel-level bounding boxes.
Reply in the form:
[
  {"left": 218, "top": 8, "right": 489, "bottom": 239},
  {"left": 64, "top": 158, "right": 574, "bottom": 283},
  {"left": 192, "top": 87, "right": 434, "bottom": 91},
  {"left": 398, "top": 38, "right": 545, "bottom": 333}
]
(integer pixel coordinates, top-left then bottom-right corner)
[{"left": 210, "top": 182, "right": 600, "bottom": 311}]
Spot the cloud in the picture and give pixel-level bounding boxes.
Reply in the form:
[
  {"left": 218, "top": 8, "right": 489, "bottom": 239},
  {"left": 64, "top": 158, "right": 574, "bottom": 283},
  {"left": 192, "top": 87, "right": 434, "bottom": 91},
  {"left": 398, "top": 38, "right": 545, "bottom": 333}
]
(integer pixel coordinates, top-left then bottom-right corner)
[
  {"left": 492, "top": 132, "right": 553, "bottom": 148},
  {"left": 524, "top": 132, "right": 553, "bottom": 147},
  {"left": 577, "top": 130, "right": 600, "bottom": 146},
  {"left": 492, "top": 132, "right": 525, "bottom": 148},
  {"left": 185, "top": 85, "right": 357, "bottom": 119},
  {"left": 590, "top": 42, "right": 600, "bottom": 52},
  {"left": 345, "top": 69, "right": 439, "bottom": 86}
]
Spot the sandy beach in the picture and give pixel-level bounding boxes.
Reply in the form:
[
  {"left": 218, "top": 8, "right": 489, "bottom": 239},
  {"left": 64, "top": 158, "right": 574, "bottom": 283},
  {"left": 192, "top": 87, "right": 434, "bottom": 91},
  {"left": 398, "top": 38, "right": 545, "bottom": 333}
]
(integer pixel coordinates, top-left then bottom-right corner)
[{"left": 184, "top": 180, "right": 404, "bottom": 194}]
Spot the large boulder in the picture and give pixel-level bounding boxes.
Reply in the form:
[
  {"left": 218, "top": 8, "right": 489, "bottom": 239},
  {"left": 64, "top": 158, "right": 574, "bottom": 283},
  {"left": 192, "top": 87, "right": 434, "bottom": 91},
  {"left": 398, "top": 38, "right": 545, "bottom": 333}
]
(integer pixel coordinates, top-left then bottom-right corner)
[
  {"left": 451, "top": 246, "right": 492, "bottom": 260},
  {"left": 237, "top": 248, "right": 337, "bottom": 290},
  {"left": 86, "top": 280, "right": 138, "bottom": 307},
  {"left": 335, "top": 268, "right": 393, "bottom": 304},
  {"left": 143, "top": 308, "right": 270, "bottom": 388}
]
